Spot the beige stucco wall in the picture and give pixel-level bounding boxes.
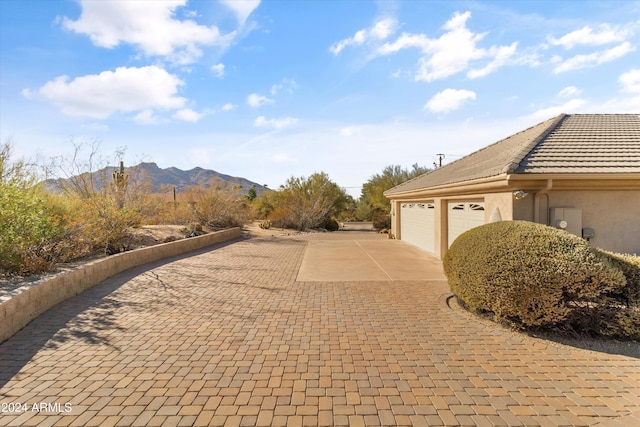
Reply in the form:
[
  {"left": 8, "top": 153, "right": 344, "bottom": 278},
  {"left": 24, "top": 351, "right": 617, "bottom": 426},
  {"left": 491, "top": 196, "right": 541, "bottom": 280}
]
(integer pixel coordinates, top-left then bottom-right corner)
[
  {"left": 435, "top": 198, "right": 447, "bottom": 258},
  {"left": 545, "top": 190, "right": 640, "bottom": 255},
  {"left": 388, "top": 174, "right": 640, "bottom": 258},
  {"left": 513, "top": 193, "right": 535, "bottom": 222},
  {"left": 392, "top": 194, "right": 508, "bottom": 259},
  {"left": 484, "top": 193, "right": 514, "bottom": 223},
  {"left": 390, "top": 200, "right": 401, "bottom": 239}
]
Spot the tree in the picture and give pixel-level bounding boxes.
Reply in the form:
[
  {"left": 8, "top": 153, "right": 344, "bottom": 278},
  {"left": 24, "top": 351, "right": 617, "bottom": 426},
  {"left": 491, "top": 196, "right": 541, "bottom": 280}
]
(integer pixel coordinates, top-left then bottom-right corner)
[
  {"left": 244, "top": 185, "right": 257, "bottom": 202},
  {"left": 272, "top": 172, "right": 349, "bottom": 231},
  {"left": 361, "top": 163, "right": 430, "bottom": 213}
]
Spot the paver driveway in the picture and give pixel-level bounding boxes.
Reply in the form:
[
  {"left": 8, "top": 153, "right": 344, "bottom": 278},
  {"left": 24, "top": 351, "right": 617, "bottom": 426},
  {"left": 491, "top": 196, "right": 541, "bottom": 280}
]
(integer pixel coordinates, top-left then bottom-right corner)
[{"left": 1, "top": 232, "right": 639, "bottom": 426}]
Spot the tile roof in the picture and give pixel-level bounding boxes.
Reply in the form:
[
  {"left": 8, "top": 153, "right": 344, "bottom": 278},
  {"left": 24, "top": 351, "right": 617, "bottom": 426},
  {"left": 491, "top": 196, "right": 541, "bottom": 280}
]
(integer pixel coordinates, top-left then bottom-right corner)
[{"left": 386, "top": 114, "right": 640, "bottom": 195}]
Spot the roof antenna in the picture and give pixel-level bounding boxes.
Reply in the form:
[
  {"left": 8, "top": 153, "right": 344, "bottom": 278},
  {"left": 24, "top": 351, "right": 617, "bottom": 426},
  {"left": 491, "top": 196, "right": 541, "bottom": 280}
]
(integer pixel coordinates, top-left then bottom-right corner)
[{"left": 436, "top": 153, "right": 445, "bottom": 168}]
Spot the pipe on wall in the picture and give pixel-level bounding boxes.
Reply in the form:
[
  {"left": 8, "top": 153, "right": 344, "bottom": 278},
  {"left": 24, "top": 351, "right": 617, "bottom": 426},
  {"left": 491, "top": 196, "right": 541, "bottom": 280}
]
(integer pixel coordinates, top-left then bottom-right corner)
[{"left": 534, "top": 179, "right": 553, "bottom": 224}]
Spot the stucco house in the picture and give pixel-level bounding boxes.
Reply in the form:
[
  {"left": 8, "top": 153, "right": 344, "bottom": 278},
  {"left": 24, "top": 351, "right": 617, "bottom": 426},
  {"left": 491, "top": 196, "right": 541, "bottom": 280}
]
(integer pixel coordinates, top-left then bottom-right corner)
[{"left": 384, "top": 113, "right": 640, "bottom": 258}]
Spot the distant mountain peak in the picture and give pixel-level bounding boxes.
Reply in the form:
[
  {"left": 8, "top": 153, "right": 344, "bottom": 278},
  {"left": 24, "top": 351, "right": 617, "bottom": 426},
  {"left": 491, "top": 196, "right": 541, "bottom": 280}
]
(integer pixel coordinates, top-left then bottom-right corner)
[{"left": 43, "top": 162, "right": 265, "bottom": 195}]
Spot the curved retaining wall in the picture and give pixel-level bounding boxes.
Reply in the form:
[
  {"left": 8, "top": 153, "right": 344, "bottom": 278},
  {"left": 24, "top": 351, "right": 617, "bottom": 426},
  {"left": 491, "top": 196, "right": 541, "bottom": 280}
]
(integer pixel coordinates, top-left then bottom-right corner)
[{"left": 0, "top": 227, "right": 242, "bottom": 343}]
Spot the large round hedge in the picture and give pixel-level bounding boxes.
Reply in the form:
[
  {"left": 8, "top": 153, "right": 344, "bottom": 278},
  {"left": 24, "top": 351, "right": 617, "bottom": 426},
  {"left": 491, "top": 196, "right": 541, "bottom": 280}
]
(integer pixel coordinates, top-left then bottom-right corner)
[{"left": 443, "top": 221, "right": 626, "bottom": 328}]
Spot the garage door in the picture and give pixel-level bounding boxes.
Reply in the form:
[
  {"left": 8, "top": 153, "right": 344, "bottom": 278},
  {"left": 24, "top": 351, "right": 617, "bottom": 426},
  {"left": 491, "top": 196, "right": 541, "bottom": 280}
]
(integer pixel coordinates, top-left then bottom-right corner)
[
  {"left": 448, "top": 202, "right": 485, "bottom": 247},
  {"left": 400, "top": 202, "right": 435, "bottom": 253}
]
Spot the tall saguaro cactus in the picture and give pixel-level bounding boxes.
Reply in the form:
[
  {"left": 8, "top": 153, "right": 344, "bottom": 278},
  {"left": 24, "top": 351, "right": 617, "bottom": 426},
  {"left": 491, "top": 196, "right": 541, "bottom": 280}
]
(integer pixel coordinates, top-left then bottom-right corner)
[{"left": 110, "top": 160, "right": 128, "bottom": 208}]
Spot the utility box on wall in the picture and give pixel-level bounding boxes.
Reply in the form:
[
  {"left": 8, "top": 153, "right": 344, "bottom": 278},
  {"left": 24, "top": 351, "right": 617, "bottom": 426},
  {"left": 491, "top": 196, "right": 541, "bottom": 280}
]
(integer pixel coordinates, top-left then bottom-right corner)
[{"left": 549, "top": 208, "right": 582, "bottom": 237}]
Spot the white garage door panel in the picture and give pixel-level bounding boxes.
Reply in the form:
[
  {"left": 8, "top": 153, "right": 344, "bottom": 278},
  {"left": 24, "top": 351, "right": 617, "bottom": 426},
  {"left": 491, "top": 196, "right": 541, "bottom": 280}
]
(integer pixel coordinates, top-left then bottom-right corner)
[
  {"left": 448, "top": 202, "right": 485, "bottom": 247},
  {"left": 400, "top": 203, "right": 435, "bottom": 253}
]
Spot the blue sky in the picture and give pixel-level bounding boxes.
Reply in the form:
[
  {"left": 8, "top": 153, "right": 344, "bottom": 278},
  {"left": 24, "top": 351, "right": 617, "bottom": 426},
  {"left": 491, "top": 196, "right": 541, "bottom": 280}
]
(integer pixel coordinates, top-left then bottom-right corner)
[{"left": 1, "top": 0, "right": 639, "bottom": 197}]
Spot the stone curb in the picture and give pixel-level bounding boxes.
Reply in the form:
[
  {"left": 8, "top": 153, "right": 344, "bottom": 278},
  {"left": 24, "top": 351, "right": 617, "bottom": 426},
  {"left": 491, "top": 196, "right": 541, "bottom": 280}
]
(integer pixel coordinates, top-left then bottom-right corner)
[{"left": 0, "top": 227, "right": 242, "bottom": 344}]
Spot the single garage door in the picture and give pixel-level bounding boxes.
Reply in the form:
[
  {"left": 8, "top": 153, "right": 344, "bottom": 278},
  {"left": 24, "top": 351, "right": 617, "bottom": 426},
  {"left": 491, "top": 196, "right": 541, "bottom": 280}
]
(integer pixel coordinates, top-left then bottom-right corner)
[
  {"left": 400, "top": 202, "right": 435, "bottom": 253},
  {"left": 448, "top": 201, "right": 485, "bottom": 247}
]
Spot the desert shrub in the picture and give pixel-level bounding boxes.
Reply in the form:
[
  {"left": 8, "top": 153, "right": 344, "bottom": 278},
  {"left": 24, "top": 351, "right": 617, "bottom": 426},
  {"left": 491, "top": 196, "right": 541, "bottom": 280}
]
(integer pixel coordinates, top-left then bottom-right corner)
[
  {"left": 122, "top": 172, "right": 166, "bottom": 224},
  {"left": 273, "top": 173, "right": 349, "bottom": 231},
  {"left": 179, "top": 183, "right": 250, "bottom": 229},
  {"left": 251, "top": 190, "right": 281, "bottom": 220},
  {"left": 371, "top": 209, "right": 390, "bottom": 230},
  {"left": 51, "top": 193, "right": 141, "bottom": 258},
  {"left": 443, "top": 221, "right": 627, "bottom": 332},
  {"left": 181, "top": 222, "right": 204, "bottom": 237},
  {"left": 0, "top": 143, "right": 65, "bottom": 275},
  {"left": 266, "top": 206, "right": 287, "bottom": 229},
  {"left": 583, "top": 251, "right": 640, "bottom": 340},
  {"left": 258, "top": 219, "right": 272, "bottom": 229},
  {"left": 599, "top": 251, "right": 640, "bottom": 306},
  {"left": 0, "top": 185, "right": 64, "bottom": 274}
]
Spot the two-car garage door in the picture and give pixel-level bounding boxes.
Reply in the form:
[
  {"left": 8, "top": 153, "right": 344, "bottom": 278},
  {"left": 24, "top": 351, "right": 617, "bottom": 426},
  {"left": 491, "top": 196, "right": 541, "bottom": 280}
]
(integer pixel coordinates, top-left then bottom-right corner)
[
  {"left": 447, "top": 202, "right": 485, "bottom": 246},
  {"left": 399, "top": 203, "right": 435, "bottom": 253},
  {"left": 400, "top": 201, "right": 485, "bottom": 253}
]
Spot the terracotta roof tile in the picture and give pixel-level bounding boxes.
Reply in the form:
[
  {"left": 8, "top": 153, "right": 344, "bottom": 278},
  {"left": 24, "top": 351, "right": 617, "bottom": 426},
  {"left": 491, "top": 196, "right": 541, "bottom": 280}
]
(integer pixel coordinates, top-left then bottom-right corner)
[{"left": 385, "top": 114, "right": 640, "bottom": 195}]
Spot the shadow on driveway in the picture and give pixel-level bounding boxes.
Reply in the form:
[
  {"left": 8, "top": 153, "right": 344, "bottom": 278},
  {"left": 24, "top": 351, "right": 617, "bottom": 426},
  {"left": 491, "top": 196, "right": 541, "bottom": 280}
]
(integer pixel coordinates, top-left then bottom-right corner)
[{"left": 0, "top": 240, "right": 241, "bottom": 392}]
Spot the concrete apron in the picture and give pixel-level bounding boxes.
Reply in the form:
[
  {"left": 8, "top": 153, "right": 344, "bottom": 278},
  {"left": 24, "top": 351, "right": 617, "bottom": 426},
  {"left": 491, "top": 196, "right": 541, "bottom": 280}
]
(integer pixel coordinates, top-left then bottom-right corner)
[{"left": 296, "top": 236, "right": 446, "bottom": 281}]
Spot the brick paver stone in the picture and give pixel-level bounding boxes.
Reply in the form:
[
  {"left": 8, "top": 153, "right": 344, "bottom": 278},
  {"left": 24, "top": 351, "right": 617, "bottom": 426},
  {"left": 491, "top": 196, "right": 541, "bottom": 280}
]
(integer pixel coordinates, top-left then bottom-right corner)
[{"left": 1, "top": 233, "right": 639, "bottom": 426}]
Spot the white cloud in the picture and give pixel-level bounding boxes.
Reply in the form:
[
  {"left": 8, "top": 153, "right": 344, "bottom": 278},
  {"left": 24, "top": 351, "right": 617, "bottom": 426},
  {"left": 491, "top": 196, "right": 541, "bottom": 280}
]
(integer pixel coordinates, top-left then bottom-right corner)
[
  {"left": 558, "top": 86, "right": 582, "bottom": 98},
  {"left": 548, "top": 24, "right": 629, "bottom": 49},
  {"left": 619, "top": 69, "right": 640, "bottom": 94},
  {"left": 601, "top": 69, "right": 640, "bottom": 112},
  {"left": 527, "top": 98, "right": 588, "bottom": 121},
  {"left": 28, "top": 66, "right": 186, "bottom": 119},
  {"left": 424, "top": 89, "right": 476, "bottom": 113},
  {"left": 377, "top": 33, "right": 430, "bottom": 55},
  {"left": 554, "top": 42, "right": 635, "bottom": 73},
  {"left": 340, "top": 126, "right": 362, "bottom": 137},
  {"left": 222, "top": 103, "right": 236, "bottom": 111},
  {"left": 211, "top": 63, "right": 225, "bottom": 78},
  {"left": 247, "top": 93, "right": 273, "bottom": 108},
  {"left": 377, "top": 11, "right": 516, "bottom": 82},
  {"left": 254, "top": 116, "right": 298, "bottom": 129},
  {"left": 270, "top": 78, "right": 299, "bottom": 95},
  {"left": 370, "top": 18, "right": 396, "bottom": 39},
  {"left": 220, "top": 0, "right": 260, "bottom": 26},
  {"left": 330, "top": 17, "right": 397, "bottom": 55},
  {"left": 133, "top": 109, "right": 161, "bottom": 125},
  {"left": 173, "top": 108, "right": 203, "bottom": 122},
  {"left": 61, "top": 0, "right": 232, "bottom": 64},
  {"left": 467, "top": 42, "right": 518, "bottom": 78}
]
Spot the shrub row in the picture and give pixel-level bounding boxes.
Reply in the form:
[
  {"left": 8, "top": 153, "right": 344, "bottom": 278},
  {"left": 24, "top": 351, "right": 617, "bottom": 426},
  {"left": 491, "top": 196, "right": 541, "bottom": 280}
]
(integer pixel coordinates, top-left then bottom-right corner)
[{"left": 443, "top": 221, "right": 639, "bottom": 340}]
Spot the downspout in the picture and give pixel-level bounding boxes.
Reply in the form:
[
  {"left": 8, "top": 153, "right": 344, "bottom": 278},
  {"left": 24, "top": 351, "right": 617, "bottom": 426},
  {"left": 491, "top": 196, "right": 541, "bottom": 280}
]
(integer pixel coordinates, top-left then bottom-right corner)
[{"left": 533, "top": 179, "right": 553, "bottom": 224}]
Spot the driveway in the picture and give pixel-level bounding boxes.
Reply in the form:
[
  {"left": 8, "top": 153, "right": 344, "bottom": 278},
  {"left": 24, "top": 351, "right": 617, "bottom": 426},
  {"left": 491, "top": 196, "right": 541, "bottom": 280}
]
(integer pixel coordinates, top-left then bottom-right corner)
[
  {"left": 0, "top": 232, "right": 638, "bottom": 426},
  {"left": 297, "top": 233, "right": 446, "bottom": 282}
]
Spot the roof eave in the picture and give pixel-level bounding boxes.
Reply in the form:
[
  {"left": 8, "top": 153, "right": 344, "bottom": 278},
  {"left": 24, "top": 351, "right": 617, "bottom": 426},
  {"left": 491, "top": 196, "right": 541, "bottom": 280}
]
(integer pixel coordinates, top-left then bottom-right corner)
[
  {"left": 507, "top": 172, "right": 640, "bottom": 190},
  {"left": 385, "top": 174, "right": 510, "bottom": 199},
  {"left": 386, "top": 171, "right": 640, "bottom": 199}
]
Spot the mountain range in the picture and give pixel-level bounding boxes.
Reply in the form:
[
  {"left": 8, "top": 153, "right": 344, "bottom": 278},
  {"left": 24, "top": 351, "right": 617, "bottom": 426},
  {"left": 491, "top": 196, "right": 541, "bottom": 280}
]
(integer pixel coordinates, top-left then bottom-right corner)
[{"left": 44, "top": 162, "right": 266, "bottom": 195}]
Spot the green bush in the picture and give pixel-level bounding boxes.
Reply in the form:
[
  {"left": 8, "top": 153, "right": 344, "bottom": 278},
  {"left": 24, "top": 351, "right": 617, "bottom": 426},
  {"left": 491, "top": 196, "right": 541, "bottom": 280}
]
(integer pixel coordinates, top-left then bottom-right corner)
[
  {"left": 443, "top": 221, "right": 628, "bottom": 332},
  {"left": 1, "top": 143, "right": 64, "bottom": 275},
  {"left": 0, "top": 185, "right": 63, "bottom": 274},
  {"left": 585, "top": 251, "right": 640, "bottom": 340},
  {"left": 600, "top": 251, "right": 640, "bottom": 306}
]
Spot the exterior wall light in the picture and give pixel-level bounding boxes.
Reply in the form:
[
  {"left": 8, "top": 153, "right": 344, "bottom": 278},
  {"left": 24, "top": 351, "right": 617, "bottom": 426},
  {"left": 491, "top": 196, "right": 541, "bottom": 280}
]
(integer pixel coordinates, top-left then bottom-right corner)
[{"left": 513, "top": 190, "right": 529, "bottom": 200}]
